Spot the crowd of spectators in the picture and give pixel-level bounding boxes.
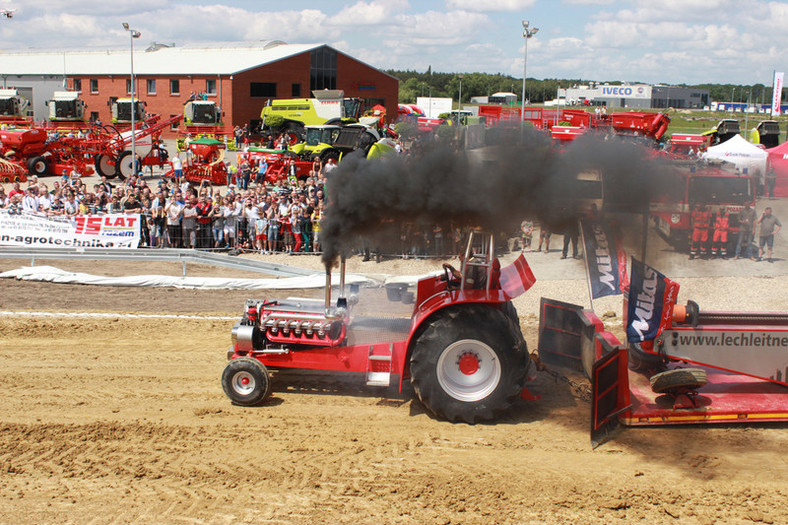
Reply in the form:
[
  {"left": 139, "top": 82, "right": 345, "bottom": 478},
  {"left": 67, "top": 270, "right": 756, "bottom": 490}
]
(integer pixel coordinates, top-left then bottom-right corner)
[
  {"left": 0, "top": 147, "right": 470, "bottom": 259},
  {"left": 0, "top": 166, "right": 329, "bottom": 254}
]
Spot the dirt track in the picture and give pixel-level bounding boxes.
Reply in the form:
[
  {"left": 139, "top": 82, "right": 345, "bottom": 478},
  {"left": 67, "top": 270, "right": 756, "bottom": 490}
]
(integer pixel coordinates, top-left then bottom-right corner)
[{"left": 1, "top": 258, "right": 788, "bottom": 523}]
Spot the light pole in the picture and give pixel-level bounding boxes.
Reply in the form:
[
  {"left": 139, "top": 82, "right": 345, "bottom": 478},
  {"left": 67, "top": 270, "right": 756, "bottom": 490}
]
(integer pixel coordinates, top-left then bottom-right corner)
[
  {"left": 123, "top": 22, "right": 141, "bottom": 176},
  {"left": 520, "top": 20, "right": 539, "bottom": 135},
  {"left": 458, "top": 74, "right": 463, "bottom": 120}
]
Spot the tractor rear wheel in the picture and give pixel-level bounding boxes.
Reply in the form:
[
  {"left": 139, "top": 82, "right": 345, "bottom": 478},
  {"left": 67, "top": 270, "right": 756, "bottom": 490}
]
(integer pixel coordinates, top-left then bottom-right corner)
[
  {"left": 94, "top": 154, "right": 116, "bottom": 178},
  {"left": 27, "top": 156, "right": 49, "bottom": 176},
  {"left": 221, "top": 357, "right": 271, "bottom": 406},
  {"left": 410, "top": 304, "right": 529, "bottom": 424}
]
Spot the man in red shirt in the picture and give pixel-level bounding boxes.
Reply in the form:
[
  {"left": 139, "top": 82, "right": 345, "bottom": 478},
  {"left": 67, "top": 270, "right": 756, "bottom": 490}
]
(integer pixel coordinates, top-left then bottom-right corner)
[{"left": 196, "top": 195, "right": 213, "bottom": 248}]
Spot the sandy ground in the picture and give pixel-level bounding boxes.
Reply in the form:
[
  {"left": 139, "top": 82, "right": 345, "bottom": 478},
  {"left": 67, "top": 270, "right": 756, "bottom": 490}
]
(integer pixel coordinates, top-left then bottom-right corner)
[{"left": 1, "top": 254, "right": 788, "bottom": 524}]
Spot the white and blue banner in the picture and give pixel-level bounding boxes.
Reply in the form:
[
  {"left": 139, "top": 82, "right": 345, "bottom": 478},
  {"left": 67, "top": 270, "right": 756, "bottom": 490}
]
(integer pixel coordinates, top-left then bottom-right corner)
[
  {"left": 581, "top": 220, "right": 628, "bottom": 300},
  {"left": 626, "top": 258, "right": 680, "bottom": 343}
]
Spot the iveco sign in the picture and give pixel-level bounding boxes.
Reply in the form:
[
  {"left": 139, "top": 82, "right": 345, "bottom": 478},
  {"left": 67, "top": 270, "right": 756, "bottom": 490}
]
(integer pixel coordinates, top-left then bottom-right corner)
[
  {"left": 598, "top": 85, "right": 651, "bottom": 99},
  {"left": 602, "top": 87, "right": 632, "bottom": 96}
]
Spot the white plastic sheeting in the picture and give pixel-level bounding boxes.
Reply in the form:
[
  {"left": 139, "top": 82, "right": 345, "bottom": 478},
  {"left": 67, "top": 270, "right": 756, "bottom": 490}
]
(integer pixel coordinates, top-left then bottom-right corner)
[{"left": 0, "top": 265, "right": 380, "bottom": 290}]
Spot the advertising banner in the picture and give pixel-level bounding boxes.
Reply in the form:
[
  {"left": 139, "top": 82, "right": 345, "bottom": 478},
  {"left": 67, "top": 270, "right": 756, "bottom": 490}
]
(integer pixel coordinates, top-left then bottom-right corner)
[
  {"left": 0, "top": 211, "right": 141, "bottom": 249},
  {"left": 772, "top": 71, "right": 784, "bottom": 117},
  {"left": 626, "top": 258, "right": 680, "bottom": 343},
  {"left": 580, "top": 220, "right": 628, "bottom": 299}
]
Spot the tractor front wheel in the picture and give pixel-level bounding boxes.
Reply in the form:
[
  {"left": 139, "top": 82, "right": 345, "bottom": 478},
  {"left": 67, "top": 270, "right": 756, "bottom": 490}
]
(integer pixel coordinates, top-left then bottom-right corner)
[
  {"left": 221, "top": 357, "right": 271, "bottom": 406},
  {"left": 410, "top": 305, "right": 529, "bottom": 424}
]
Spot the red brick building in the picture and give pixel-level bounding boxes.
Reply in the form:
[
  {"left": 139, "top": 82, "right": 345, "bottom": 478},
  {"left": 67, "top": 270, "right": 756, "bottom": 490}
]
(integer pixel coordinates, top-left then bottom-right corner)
[{"left": 0, "top": 41, "right": 399, "bottom": 137}]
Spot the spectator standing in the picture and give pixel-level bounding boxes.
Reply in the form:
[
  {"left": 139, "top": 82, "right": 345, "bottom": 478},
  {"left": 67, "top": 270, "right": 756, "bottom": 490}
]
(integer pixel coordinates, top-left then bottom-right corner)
[
  {"left": 757, "top": 207, "right": 782, "bottom": 262},
  {"left": 520, "top": 219, "right": 534, "bottom": 252},
  {"left": 196, "top": 195, "right": 213, "bottom": 248},
  {"left": 165, "top": 193, "right": 184, "bottom": 248},
  {"left": 735, "top": 204, "right": 756, "bottom": 260},
  {"left": 172, "top": 154, "right": 183, "bottom": 185},
  {"left": 256, "top": 158, "right": 268, "bottom": 187},
  {"left": 239, "top": 159, "right": 251, "bottom": 190},
  {"left": 181, "top": 197, "right": 199, "bottom": 249},
  {"left": 766, "top": 165, "right": 777, "bottom": 199},
  {"left": 210, "top": 193, "right": 224, "bottom": 248},
  {"left": 561, "top": 221, "right": 579, "bottom": 259},
  {"left": 537, "top": 224, "right": 551, "bottom": 253}
]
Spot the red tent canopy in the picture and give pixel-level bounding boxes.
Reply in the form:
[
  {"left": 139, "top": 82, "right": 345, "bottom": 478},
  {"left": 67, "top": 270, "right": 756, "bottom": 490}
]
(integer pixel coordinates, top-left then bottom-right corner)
[{"left": 767, "top": 141, "right": 788, "bottom": 197}]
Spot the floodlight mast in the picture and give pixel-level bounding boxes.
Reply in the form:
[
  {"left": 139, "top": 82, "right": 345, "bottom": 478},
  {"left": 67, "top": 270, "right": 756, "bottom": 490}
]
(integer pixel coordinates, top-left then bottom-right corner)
[
  {"left": 520, "top": 20, "right": 539, "bottom": 136},
  {"left": 123, "top": 23, "right": 141, "bottom": 176}
]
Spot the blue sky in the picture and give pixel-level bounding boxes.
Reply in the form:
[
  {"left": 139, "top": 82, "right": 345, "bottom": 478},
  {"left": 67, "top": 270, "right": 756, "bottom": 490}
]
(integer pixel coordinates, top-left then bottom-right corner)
[{"left": 0, "top": 1, "right": 786, "bottom": 86}]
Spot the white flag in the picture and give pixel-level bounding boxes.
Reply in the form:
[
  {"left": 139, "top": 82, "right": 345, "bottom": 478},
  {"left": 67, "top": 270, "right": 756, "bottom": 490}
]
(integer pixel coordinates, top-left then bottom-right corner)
[{"left": 772, "top": 71, "right": 784, "bottom": 116}]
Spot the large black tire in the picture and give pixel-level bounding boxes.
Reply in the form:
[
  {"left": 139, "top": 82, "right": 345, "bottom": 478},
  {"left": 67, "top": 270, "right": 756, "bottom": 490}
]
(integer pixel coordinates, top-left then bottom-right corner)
[
  {"left": 650, "top": 368, "right": 707, "bottom": 394},
  {"left": 410, "top": 305, "right": 529, "bottom": 424},
  {"left": 94, "top": 154, "right": 116, "bottom": 178},
  {"left": 221, "top": 357, "right": 272, "bottom": 406},
  {"left": 27, "top": 156, "right": 49, "bottom": 176},
  {"left": 319, "top": 149, "right": 340, "bottom": 164},
  {"left": 114, "top": 151, "right": 134, "bottom": 180}
]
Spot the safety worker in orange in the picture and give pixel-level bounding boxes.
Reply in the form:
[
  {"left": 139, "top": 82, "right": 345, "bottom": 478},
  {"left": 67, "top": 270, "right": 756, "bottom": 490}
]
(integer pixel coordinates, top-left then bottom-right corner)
[
  {"left": 690, "top": 203, "right": 711, "bottom": 259},
  {"left": 711, "top": 209, "right": 730, "bottom": 258}
]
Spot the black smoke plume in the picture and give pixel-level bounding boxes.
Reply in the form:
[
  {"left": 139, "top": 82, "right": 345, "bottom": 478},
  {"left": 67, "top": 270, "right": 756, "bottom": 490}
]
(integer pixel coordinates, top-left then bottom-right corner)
[{"left": 320, "top": 128, "right": 671, "bottom": 267}]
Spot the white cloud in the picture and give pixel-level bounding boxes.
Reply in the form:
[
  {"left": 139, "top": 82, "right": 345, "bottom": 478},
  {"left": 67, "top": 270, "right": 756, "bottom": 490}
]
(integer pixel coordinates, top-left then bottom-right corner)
[
  {"left": 444, "top": 0, "right": 537, "bottom": 12},
  {"left": 328, "top": 0, "right": 410, "bottom": 26}
]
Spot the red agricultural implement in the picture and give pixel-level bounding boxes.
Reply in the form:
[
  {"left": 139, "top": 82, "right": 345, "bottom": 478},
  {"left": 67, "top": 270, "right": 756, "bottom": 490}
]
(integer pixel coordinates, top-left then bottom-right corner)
[
  {"left": 163, "top": 137, "right": 228, "bottom": 185},
  {"left": 221, "top": 231, "right": 538, "bottom": 423},
  {"left": 0, "top": 114, "right": 180, "bottom": 179},
  {"left": 237, "top": 148, "right": 313, "bottom": 184},
  {"left": 539, "top": 281, "right": 788, "bottom": 447}
]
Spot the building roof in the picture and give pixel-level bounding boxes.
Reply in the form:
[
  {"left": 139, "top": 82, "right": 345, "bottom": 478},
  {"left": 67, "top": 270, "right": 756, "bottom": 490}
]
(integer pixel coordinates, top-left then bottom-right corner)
[{"left": 0, "top": 41, "right": 328, "bottom": 76}]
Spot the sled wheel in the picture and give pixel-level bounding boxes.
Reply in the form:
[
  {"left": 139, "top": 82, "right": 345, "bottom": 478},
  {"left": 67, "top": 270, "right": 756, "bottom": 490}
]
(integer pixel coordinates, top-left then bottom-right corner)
[
  {"left": 114, "top": 150, "right": 135, "bottom": 180},
  {"left": 94, "top": 154, "right": 116, "bottom": 178},
  {"left": 27, "top": 156, "right": 49, "bottom": 176},
  {"left": 410, "top": 305, "right": 529, "bottom": 424},
  {"left": 628, "top": 342, "right": 667, "bottom": 374},
  {"left": 650, "top": 368, "right": 707, "bottom": 394},
  {"left": 221, "top": 357, "right": 271, "bottom": 406}
]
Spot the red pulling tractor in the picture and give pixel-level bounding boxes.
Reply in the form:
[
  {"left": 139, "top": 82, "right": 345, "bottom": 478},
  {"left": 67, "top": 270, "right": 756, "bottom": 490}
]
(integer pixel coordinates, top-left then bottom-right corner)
[{"left": 222, "top": 231, "right": 537, "bottom": 423}]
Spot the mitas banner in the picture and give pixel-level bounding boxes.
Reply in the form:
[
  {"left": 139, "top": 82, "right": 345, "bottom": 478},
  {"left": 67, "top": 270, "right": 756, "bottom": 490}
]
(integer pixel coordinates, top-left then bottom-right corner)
[
  {"left": 0, "top": 211, "right": 141, "bottom": 249},
  {"left": 580, "top": 220, "right": 628, "bottom": 299},
  {"left": 626, "top": 258, "right": 680, "bottom": 343}
]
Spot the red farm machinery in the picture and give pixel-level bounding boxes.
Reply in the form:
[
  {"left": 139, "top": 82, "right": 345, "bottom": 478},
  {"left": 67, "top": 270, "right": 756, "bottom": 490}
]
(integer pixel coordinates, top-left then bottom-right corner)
[
  {"left": 222, "top": 231, "right": 538, "bottom": 423},
  {"left": 163, "top": 136, "right": 229, "bottom": 185},
  {"left": 0, "top": 114, "right": 181, "bottom": 179},
  {"left": 539, "top": 276, "right": 788, "bottom": 446}
]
